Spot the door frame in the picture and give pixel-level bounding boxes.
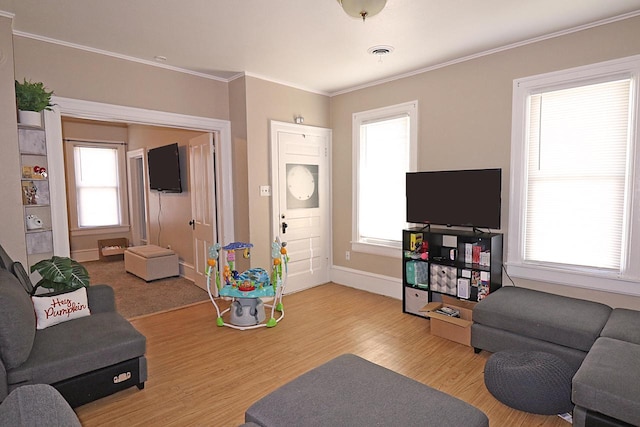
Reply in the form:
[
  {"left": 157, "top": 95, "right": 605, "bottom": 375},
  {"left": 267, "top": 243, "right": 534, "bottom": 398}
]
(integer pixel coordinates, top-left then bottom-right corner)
[
  {"left": 126, "top": 148, "right": 149, "bottom": 247},
  {"left": 269, "top": 120, "right": 332, "bottom": 283},
  {"left": 43, "top": 96, "right": 235, "bottom": 258}
]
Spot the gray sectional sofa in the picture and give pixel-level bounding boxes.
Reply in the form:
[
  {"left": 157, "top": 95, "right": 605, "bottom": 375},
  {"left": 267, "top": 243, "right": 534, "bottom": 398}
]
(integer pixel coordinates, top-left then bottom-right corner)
[
  {"left": 472, "top": 286, "right": 640, "bottom": 426},
  {"left": 0, "top": 244, "right": 147, "bottom": 407}
]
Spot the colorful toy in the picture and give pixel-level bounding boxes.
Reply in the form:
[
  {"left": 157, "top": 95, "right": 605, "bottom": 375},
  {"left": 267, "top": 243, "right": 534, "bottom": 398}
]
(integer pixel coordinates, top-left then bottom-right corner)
[{"left": 205, "top": 239, "right": 288, "bottom": 330}]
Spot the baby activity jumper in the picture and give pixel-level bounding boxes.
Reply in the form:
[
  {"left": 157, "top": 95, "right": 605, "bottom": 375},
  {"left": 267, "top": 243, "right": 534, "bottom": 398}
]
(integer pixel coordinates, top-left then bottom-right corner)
[{"left": 205, "top": 239, "right": 288, "bottom": 330}]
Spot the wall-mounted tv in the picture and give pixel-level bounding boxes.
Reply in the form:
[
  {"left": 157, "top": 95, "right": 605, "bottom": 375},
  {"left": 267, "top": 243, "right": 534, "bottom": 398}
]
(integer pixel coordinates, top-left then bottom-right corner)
[
  {"left": 147, "top": 143, "right": 182, "bottom": 193},
  {"left": 406, "top": 168, "right": 501, "bottom": 229}
]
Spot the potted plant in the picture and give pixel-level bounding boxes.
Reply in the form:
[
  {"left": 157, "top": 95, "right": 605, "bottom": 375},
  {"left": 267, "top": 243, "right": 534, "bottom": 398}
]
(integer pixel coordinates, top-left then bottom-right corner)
[
  {"left": 15, "top": 79, "right": 54, "bottom": 127},
  {"left": 30, "top": 256, "right": 90, "bottom": 294}
]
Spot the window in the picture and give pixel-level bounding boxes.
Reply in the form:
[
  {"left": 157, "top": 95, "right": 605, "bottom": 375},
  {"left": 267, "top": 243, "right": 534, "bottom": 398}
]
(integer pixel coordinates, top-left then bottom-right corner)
[
  {"left": 65, "top": 140, "right": 129, "bottom": 232},
  {"left": 352, "top": 101, "right": 417, "bottom": 257},
  {"left": 508, "top": 55, "right": 640, "bottom": 296}
]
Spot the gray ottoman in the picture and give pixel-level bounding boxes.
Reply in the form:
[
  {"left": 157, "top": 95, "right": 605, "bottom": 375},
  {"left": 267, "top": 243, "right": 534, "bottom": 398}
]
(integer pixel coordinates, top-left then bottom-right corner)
[
  {"left": 484, "top": 350, "right": 574, "bottom": 415},
  {"left": 245, "top": 354, "right": 488, "bottom": 427}
]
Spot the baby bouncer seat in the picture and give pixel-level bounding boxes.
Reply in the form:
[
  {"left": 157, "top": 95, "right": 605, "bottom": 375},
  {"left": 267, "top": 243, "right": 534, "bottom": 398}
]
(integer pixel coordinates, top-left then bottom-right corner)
[{"left": 206, "top": 240, "right": 288, "bottom": 330}]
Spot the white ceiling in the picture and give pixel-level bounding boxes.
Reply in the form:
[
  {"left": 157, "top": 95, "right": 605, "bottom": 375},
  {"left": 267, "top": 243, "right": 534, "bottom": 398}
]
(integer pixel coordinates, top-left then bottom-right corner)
[{"left": 4, "top": 0, "right": 640, "bottom": 95}]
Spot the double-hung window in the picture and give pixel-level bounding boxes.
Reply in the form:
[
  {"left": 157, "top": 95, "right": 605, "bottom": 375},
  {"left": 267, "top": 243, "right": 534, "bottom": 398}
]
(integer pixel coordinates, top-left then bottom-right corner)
[
  {"left": 65, "top": 140, "right": 128, "bottom": 232},
  {"left": 352, "top": 101, "right": 417, "bottom": 257},
  {"left": 508, "top": 55, "right": 640, "bottom": 296}
]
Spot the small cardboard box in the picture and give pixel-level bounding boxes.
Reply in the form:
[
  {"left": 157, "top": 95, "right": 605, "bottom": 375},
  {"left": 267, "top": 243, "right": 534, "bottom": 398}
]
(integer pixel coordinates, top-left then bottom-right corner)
[{"left": 420, "top": 295, "right": 475, "bottom": 346}]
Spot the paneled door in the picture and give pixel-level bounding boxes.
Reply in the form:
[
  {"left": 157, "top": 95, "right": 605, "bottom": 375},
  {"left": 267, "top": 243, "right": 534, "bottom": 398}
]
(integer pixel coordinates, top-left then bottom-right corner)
[
  {"left": 271, "top": 121, "right": 331, "bottom": 294},
  {"left": 189, "top": 133, "right": 217, "bottom": 291}
]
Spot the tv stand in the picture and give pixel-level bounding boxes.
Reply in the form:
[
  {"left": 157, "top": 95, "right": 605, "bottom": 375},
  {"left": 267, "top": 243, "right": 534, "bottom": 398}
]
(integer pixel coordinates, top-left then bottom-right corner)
[{"left": 402, "top": 227, "right": 503, "bottom": 316}]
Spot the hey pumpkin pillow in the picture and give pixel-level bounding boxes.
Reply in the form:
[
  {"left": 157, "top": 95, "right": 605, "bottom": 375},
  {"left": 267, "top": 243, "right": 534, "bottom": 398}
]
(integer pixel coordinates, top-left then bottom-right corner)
[{"left": 32, "top": 287, "right": 91, "bottom": 330}]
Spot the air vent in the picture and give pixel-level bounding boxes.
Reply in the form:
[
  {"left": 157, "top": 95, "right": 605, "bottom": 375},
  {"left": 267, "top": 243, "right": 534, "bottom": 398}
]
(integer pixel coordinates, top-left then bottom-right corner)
[{"left": 368, "top": 45, "right": 394, "bottom": 56}]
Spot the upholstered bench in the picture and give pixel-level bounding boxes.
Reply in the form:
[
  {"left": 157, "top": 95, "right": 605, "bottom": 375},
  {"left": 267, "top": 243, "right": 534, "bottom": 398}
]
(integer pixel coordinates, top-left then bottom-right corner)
[
  {"left": 244, "top": 354, "right": 488, "bottom": 427},
  {"left": 124, "top": 245, "right": 179, "bottom": 282}
]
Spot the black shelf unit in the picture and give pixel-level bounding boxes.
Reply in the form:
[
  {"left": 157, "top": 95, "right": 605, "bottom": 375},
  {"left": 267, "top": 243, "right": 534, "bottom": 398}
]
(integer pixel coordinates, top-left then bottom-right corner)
[{"left": 402, "top": 227, "right": 503, "bottom": 317}]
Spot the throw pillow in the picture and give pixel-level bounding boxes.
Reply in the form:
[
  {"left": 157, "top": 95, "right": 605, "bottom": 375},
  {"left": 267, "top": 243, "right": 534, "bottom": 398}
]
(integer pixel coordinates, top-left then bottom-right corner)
[{"left": 32, "top": 287, "right": 91, "bottom": 330}]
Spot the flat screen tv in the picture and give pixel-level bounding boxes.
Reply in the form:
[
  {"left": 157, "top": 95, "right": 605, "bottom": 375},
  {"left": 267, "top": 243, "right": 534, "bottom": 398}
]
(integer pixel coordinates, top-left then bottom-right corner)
[
  {"left": 406, "top": 168, "right": 501, "bottom": 229},
  {"left": 147, "top": 143, "right": 182, "bottom": 193}
]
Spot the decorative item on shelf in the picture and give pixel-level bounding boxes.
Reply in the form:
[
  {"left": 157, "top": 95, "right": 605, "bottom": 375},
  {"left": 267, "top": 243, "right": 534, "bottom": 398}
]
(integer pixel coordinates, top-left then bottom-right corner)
[
  {"left": 26, "top": 214, "right": 43, "bottom": 230},
  {"left": 21, "top": 180, "right": 38, "bottom": 205},
  {"left": 30, "top": 256, "right": 90, "bottom": 294},
  {"left": 22, "top": 165, "right": 47, "bottom": 179},
  {"left": 15, "top": 79, "right": 54, "bottom": 127}
]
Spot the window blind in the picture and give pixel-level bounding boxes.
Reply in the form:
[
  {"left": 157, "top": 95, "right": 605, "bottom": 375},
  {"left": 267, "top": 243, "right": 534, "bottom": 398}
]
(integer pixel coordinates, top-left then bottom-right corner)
[
  {"left": 74, "top": 146, "right": 121, "bottom": 227},
  {"left": 358, "top": 115, "right": 410, "bottom": 242},
  {"left": 524, "top": 79, "right": 631, "bottom": 270}
]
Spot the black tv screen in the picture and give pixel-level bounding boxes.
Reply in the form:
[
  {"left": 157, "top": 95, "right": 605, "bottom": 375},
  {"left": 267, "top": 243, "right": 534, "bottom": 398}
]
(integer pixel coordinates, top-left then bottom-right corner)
[
  {"left": 406, "top": 168, "right": 501, "bottom": 229},
  {"left": 147, "top": 143, "right": 182, "bottom": 193}
]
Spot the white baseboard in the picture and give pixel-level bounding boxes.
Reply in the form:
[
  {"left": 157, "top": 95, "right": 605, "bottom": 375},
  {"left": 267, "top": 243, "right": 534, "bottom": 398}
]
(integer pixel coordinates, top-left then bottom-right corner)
[
  {"left": 330, "top": 266, "right": 402, "bottom": 300},
  {"left": 72, "top": 249, "right": 99, "bottom": 263}
]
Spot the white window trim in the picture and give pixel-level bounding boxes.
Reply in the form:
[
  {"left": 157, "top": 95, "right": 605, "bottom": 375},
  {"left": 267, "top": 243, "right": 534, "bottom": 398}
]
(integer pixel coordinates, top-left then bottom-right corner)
[
  {"left": 351, "top": 101, "right": 418, "bottom": 258},
  {"left": 64, "top": 139, "right": 130, "bottom": 234},
  {"left": 508, "top": 54, "right": 640, "bottom": 297}
]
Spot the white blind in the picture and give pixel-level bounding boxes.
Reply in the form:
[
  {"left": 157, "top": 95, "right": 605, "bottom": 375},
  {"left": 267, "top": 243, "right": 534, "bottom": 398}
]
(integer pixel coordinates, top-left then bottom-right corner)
[
  {"left": 524, "top": 79, "right": 631, "bottom": 270},
  {"left": 358, "top": 115, "right": 410, "bottom": 242},
  {"left": 74, "top": 146, "right": 121, "bottom": 227}
]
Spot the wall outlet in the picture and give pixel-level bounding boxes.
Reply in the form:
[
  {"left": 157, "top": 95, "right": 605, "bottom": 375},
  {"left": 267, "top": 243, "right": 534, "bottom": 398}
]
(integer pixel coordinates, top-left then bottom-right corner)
[
  {"left": 345, "top": 251, "right": 350, "bottom": 261},
  {"left": 260, "top": 185, "right": 271, "bottom": 197}
]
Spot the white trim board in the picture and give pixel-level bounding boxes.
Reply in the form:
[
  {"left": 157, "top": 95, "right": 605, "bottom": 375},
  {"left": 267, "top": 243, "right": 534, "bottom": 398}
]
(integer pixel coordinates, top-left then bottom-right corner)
[{"left": 330, "top": 265, "right": 401, "bottom": 300}]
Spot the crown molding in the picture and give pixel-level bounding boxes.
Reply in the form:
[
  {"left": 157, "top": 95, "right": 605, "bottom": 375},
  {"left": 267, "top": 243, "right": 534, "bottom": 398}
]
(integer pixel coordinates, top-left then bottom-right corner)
[
  {"left": 12, "top": 30, "right": 229, "bottom": 83},
  {"left": 0, "top": 10, "right": 15, "bottom": 19}
]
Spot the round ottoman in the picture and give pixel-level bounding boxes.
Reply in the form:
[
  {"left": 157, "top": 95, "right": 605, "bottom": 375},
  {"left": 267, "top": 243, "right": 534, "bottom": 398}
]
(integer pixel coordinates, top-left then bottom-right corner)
[{"left": 484, "top": 351, "right": 574, "bottom": 415}]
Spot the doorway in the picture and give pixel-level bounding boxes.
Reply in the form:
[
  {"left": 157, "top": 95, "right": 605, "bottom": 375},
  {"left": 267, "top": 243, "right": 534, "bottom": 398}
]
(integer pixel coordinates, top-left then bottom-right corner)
[
  {"left": 127, "top": 149, "right": 148, "bottom": 247},
  {"left": 43, "top": 97, "right": 235, "bottom": 269}
]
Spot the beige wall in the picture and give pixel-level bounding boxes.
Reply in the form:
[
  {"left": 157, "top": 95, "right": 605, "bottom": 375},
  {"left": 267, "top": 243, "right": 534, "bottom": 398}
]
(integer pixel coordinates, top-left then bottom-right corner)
[
  {"left": 128, "top": 125, "right": 205, "bottom": 266},
  {"left": 13, "top": 36, "right": 230, "bottom": 120},
  {"left": 330, "top": 15, "right": 640, "bottom": 309},
  {"left": 0, "top": 17, "right": 27, "bottom": 265},
  {"left": 228, "top": 77, "right": 251, "bottom": 273},
  {"left": 244, "top": 76, "right": 330, "bottom": 268}
]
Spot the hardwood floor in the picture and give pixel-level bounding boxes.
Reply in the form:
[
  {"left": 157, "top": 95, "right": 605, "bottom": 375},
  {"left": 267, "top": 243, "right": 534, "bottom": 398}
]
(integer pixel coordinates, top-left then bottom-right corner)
[{"left": 76, "top": 283, "right": 570, "bottom": 427}]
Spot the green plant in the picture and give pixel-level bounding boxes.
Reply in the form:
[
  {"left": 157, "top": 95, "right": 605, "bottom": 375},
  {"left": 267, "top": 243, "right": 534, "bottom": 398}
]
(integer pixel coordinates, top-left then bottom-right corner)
[
  {"left": 15, "top": 79, "right": 54, "bottom": 112},
  {"left": 30, "top": 256, "right": 90, "bottom": 294}
]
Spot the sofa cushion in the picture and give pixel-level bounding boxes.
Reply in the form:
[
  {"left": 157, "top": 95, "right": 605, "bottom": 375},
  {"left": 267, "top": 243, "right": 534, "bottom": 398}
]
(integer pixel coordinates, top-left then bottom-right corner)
[
  {"left": 0, "top": 384, "right": 81, "bottom": 427},
  {"left": 7, "top": 311, "right": 146, "bottom": 386},
  {"left": 472, "top": 287, "right": 611, "bottom": 352},
  {"left": 600, "top": 308, "right": 640, "bottom": 345},
  {"left": 32, "top": 287, "right": 91, "bottom": 330},
  {"left": 572, "top": 337, "right": 640, "bottom": 426},
  {"left": 0, "top": 269, "right": 36, "bottom": 370}
]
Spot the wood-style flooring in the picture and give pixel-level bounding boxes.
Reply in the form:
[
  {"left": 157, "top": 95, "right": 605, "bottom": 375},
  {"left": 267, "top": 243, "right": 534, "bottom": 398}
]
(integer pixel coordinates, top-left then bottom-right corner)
[{"left": 75, "top": 283, "right": 569, "bottom": 427}]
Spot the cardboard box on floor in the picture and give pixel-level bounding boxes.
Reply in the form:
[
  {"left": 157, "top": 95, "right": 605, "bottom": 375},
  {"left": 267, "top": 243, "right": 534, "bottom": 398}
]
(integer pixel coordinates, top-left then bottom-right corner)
[{"left": 420, "top": 295, "right": 475, "bottom": 346}]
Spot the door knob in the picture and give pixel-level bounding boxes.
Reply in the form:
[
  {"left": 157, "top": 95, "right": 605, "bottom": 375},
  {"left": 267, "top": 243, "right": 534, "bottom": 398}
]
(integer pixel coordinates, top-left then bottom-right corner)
[{"left": 189, "top": 219, "right": 195, "bottom": 230}]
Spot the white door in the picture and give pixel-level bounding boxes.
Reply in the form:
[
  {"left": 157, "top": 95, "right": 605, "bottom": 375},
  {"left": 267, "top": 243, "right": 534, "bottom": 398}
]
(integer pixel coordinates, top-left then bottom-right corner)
[
  {"left": 126, "top": 149, "right": 149, "bottom": 246},
  {"left": 189, "top": 133, "right": 217, "bottom": 291},
  {"left": 271, "top": 121, "right": 331, "bottom": 294}
]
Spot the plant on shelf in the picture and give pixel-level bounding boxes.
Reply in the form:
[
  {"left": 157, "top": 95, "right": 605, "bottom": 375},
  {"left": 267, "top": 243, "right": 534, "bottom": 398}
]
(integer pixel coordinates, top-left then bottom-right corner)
[
  {"left": 30, "top": 256, "right": 90, "bottom": 294},
  {"left": 15, "top": 79, "right": 54, "bottom": 127},
  {"left": 15, "top": 79, "right": 54, "bottom": 112}
]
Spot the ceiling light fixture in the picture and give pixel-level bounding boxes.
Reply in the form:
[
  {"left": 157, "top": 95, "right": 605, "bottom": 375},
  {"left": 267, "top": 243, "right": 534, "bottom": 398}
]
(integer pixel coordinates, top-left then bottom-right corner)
[{"left": 337, "top": 0, "right": 387, "bottom": 22}]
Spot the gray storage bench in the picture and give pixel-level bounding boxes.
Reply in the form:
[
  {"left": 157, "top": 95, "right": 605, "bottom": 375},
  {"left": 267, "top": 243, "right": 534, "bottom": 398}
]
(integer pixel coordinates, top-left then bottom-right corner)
[{"left": 245, "top": 353, "right": 488, "bottom": 427}]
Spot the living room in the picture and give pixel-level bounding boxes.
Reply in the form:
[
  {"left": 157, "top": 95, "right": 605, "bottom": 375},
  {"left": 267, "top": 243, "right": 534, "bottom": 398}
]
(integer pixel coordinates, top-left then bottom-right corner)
[{"left": 1, "top": 2, "right": 640, "bottom": 426}]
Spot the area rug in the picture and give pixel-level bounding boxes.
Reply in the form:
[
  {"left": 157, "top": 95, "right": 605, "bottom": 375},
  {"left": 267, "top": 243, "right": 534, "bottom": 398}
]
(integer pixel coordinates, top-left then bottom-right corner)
[{"left": 83, "top": 260, "right": 209, "bottom": 319}]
